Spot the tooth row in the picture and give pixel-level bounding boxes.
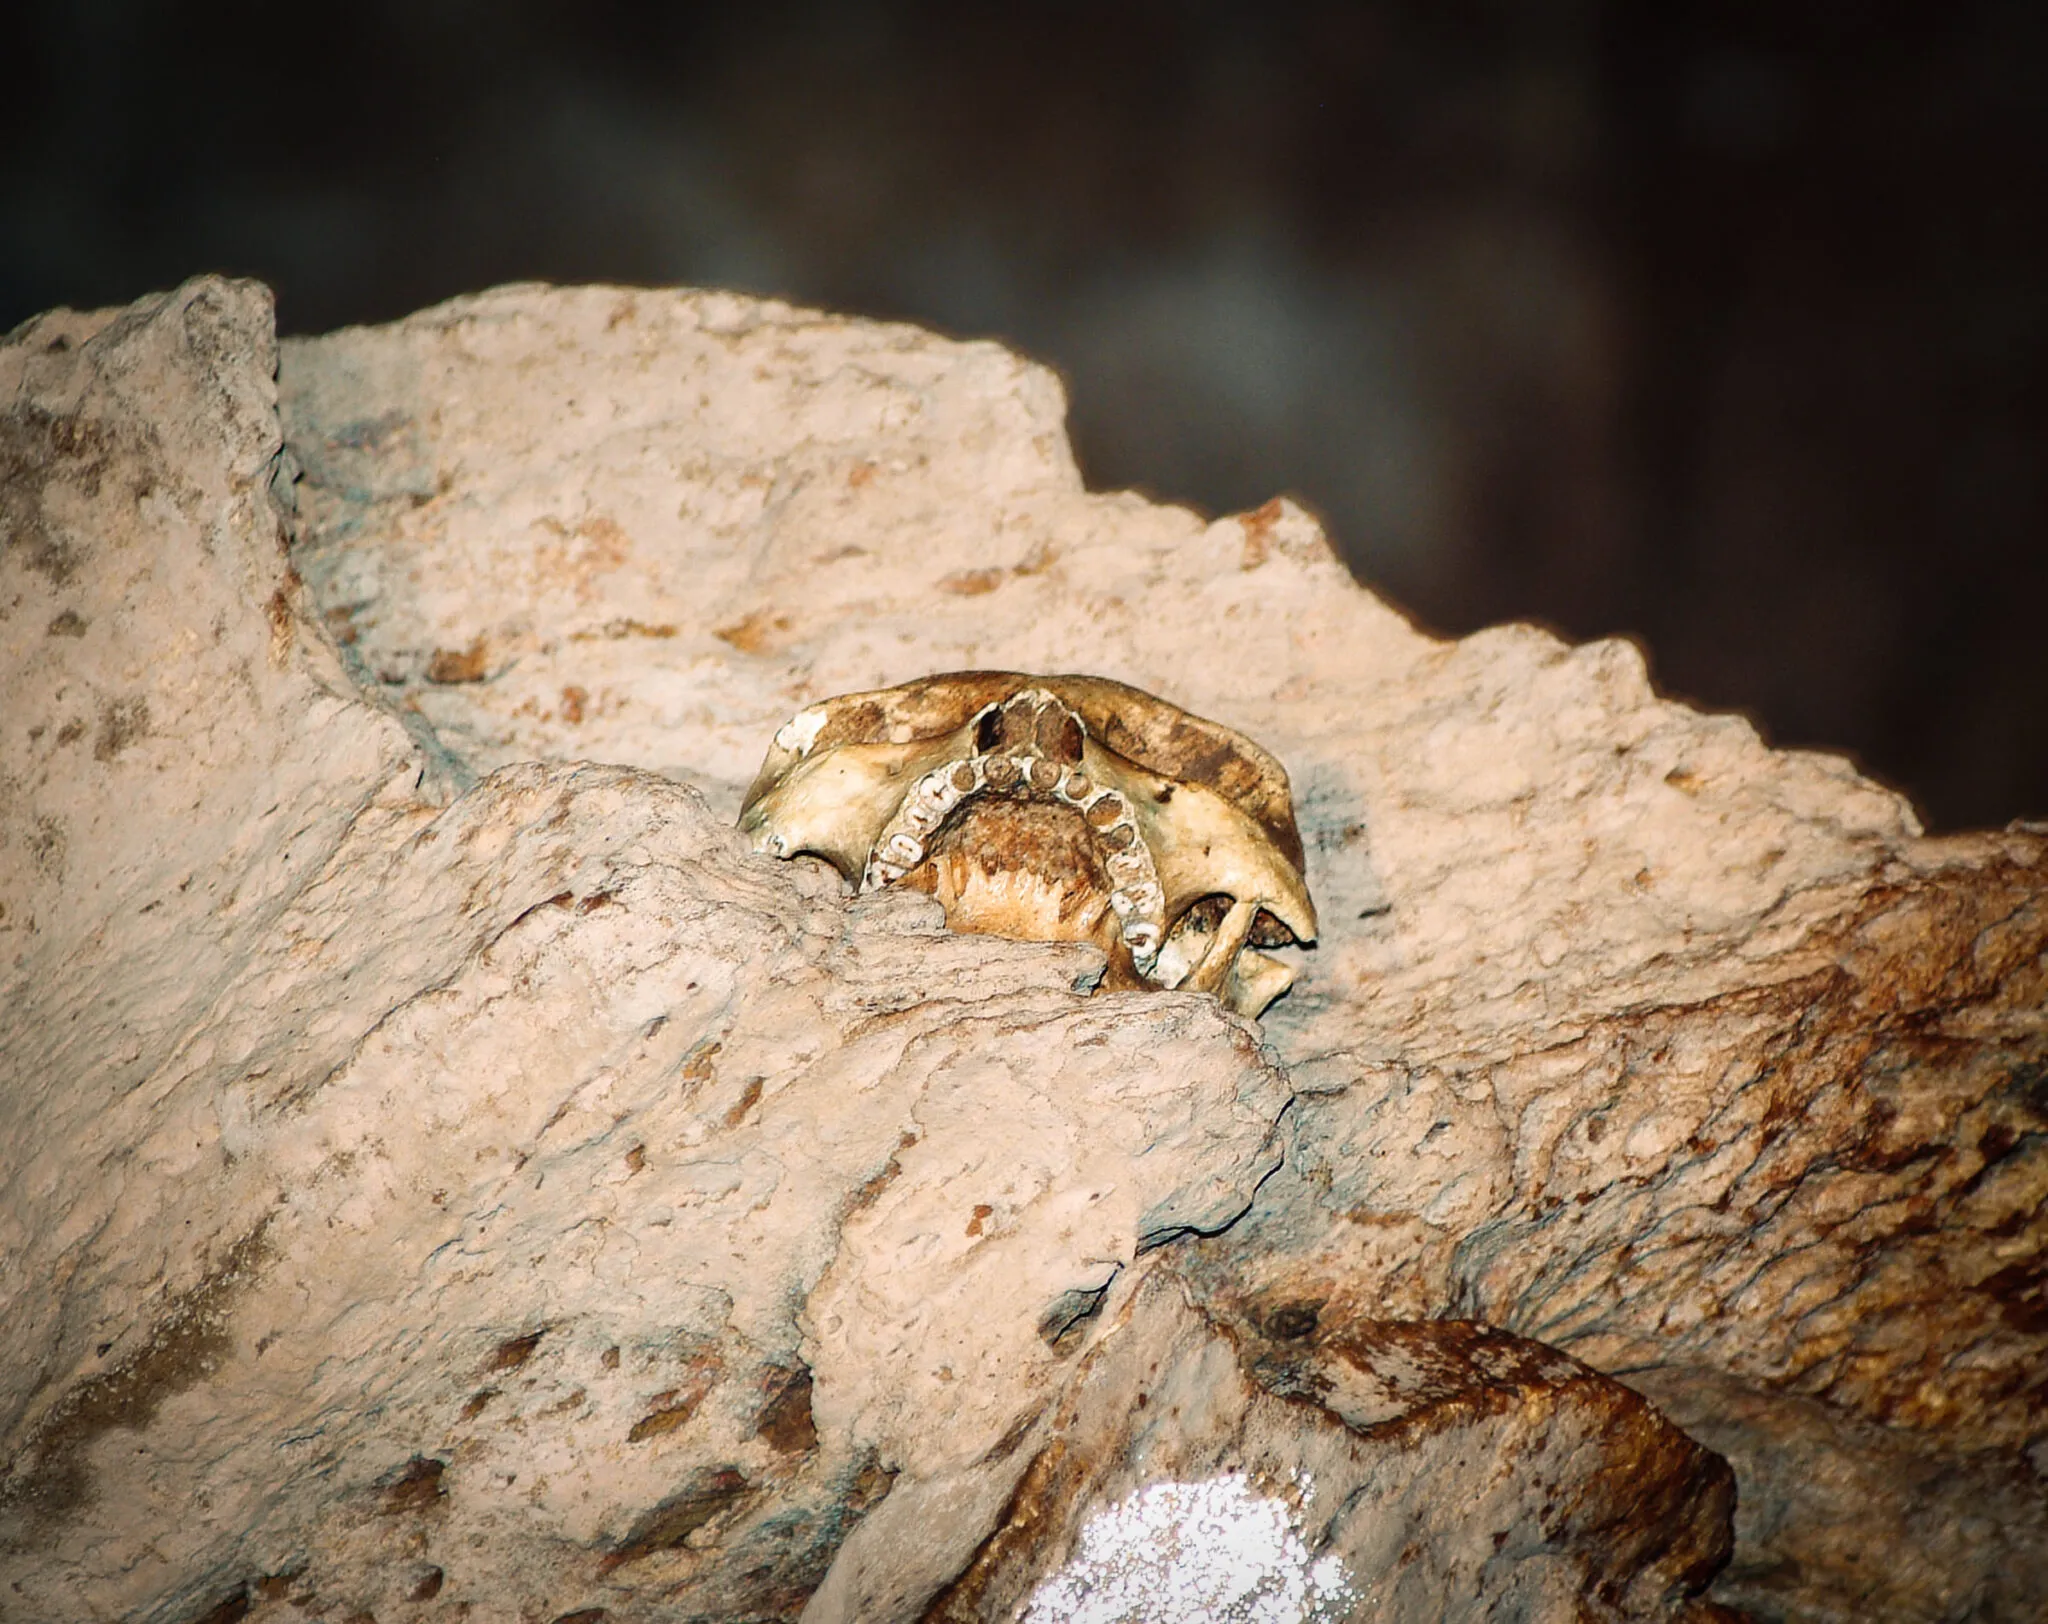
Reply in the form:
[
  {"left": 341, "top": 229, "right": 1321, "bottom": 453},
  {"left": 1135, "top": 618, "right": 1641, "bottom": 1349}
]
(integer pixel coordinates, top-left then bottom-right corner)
[{"left": 859, "top": 752, "right": 1167, "bottom": 976}]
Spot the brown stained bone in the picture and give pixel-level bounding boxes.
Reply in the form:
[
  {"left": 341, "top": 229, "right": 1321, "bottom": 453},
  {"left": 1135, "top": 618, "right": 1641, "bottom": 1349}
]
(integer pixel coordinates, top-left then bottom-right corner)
[
  {"left": 738, "top": 674, "right": 1317, "bottom": 1016},
  {"left": 898, "top": 800, "right": 1126, "bottom": 976}
]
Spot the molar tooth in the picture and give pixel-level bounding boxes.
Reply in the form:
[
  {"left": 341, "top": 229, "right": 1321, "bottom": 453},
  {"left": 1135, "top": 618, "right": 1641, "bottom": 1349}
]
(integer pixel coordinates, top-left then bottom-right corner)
[
  {"left": 881, "top": 831, "right": 924, "bottom": 866},
  {"left": 1124, "top": 921, "right": 1161, "bottom": 957},
  {"left": 1106, "top": 849, "right": 1149, "bottom": 884},
  {"left": 950, "top": 761, "right": 980, "bottom": 793},
  {"left": 1085, "top": 793, "right": 1126, "bottom": 827}
]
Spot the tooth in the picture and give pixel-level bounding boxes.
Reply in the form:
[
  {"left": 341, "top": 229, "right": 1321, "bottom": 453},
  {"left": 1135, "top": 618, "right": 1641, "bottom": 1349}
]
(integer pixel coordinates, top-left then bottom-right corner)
[
  {"left": 1086, "top": 793, "right": 1126, "bottom": 827},
  {"left": 1106, "top": 849, "right": 1149, "bottom": 885}
]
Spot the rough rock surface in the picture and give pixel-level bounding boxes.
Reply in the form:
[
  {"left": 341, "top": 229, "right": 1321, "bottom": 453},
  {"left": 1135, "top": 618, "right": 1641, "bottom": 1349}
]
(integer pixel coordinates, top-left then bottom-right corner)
[
  {"left": 2, "top": 276, "right": 2043, "bottom": 1621},
  {"left": 926, "top": 1274, "right": 1736, "bottom": 1624}
]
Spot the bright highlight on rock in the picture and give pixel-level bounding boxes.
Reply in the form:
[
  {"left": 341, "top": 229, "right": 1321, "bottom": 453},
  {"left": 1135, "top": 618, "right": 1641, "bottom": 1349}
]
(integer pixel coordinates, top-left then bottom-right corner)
[{"left": 1021, "top": 1471, "right": 1354, "bottom": 1624}]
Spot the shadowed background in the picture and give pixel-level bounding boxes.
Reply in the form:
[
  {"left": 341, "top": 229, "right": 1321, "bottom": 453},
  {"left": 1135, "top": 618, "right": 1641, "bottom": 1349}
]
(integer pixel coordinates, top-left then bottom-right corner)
[{"left": 4, "top": 0, "right": 2041, "bottom": 828}]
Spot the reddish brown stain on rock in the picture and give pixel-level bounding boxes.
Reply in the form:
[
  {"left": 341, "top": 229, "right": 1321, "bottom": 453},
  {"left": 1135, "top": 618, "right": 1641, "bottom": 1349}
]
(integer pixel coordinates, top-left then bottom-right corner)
[
  {"left": 378, "top": 1456, "right": 447, "bottom": 1515},
  {"left": 1239, "top": 497, "right": 1284, "bottom": 570},
  {"left": 426, "top": 638, "right": 489, "bottom": 684},
  {"left": 754, "top": 1364, "right": 817, "bottom": 1455},
  {"left": 486, "top": 1329, "right": 546, "bottom": 1372},
  {"left": 600, "top": 1467, "right": 752, "bottom": 1571},
  {"left": 713, "top": 608, "right": 792, "bottom": 654}
]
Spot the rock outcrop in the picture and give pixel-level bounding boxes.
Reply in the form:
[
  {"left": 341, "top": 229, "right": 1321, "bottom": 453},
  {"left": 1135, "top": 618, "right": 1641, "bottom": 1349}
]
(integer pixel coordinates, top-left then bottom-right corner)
[{"left": 2, "top": 276, "right": 2042, "bottom": 1621}]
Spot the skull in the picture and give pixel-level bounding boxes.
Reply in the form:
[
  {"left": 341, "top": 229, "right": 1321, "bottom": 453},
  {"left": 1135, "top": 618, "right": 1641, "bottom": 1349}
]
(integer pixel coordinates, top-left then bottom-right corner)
[{"left": 737, "top": 672, "right": 1317, "bottom": 1017}]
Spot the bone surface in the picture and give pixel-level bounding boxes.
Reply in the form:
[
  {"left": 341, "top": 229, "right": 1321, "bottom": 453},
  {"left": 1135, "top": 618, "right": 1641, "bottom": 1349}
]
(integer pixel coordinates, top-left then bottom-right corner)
[
  {"left": 739, "top": 674, "right": 1317, "bottom": 1017},
  {"left": 2, "top": 277, "right": 2042, "bottom": 1624}
]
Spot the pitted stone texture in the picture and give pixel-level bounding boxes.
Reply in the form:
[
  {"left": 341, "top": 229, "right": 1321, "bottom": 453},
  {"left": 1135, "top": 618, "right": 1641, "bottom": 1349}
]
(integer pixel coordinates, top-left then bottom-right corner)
[
  {"left": 278, "top": 285, "right": 1922, "bottom": 1068},
  {"left": 0, "top": 283, "right": 1291, "bottom": 1624},
  {"left": 9, "top": 277, "right": 2044, "bottom": 1622},
  {"left": 1630, "top": 1364, "right": 2048, "bottom": 1624},
  {"left": 910, "top": 1270, "right": 1736, "bottom": 1624},
  {"left": 0, "top": 755, "right": 1289, "bottom": 1624},
  {"left": 280, "top": 286, "right": 2045, "bottom": 1456},
  {"left": 1, "top": 278, "right": 420, "bottom": 1458}
]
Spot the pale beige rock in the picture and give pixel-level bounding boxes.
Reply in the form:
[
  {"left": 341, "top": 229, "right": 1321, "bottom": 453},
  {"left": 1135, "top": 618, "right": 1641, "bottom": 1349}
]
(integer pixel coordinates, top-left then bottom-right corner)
[
  {"left": 1, "top": 281, "right": 1290, "bottom": 1623},
  {"left": 918, "top": 1271, "right": 1738, "bottom": 1624},
  {"left": 2, "top": 275, "right": 2041, "bottom": 1623},
  {"left": 276, "top": 283, "right": 2048, "bottom": 1620},
  {"left": 1, "top": 279, "right": 420, "bottom": 1467}
]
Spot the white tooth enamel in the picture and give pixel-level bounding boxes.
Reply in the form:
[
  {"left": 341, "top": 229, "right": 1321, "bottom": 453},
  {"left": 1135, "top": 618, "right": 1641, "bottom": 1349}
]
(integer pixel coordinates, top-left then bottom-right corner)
[
  {"left": 882, "top": 831, "right": 923, "bottom": 865},
  {"left": 1124, "top": 922, "right": 1161, "bottom": 957},
  {"left": 864, "top": 857, "right": 906, "bottom": 890}
]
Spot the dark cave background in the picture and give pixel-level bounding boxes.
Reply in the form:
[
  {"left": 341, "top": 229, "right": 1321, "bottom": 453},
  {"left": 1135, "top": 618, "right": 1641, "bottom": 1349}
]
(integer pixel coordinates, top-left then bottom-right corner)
[{"left": 4, "top": 0, "right": 2042, "bottom": 830}]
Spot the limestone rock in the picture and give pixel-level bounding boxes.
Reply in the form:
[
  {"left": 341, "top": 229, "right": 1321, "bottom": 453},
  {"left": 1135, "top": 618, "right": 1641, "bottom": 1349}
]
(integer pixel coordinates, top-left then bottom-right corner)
[
  {"left": 1, "top": 276, "right": 2041, "bottom": 1621},
  {"left": 276, "top": 281, "right": 2047, "bottom": 1616},
  {"left": 922, "top": 1273, "right": 1737, "bottom": 1624},
  {"left": 1, "top": 280, "right": 1288, "bottom": 1622}
]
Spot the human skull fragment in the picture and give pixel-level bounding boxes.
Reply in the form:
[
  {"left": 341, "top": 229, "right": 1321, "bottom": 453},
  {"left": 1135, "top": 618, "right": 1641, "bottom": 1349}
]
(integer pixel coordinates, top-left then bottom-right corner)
[{"left": 738, "top": 673, "right": 1317, "bottom": 1017}]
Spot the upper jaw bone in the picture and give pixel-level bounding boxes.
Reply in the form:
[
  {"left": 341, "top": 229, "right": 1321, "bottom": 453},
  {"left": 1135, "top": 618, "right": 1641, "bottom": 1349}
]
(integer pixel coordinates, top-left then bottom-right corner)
[{"left": 739, "top": 674, "right": 1316, "bottom": 1018}]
